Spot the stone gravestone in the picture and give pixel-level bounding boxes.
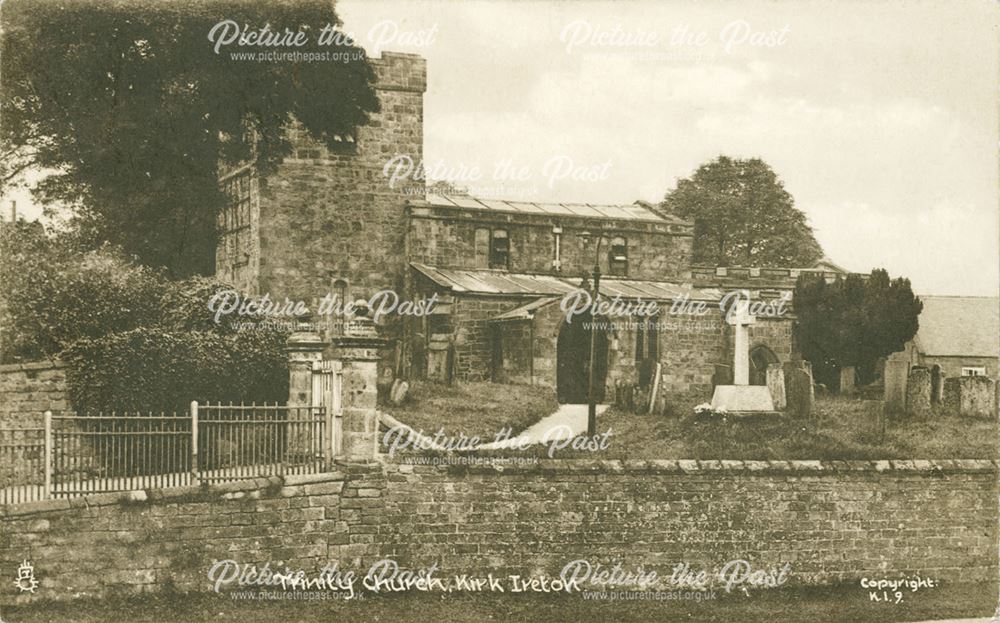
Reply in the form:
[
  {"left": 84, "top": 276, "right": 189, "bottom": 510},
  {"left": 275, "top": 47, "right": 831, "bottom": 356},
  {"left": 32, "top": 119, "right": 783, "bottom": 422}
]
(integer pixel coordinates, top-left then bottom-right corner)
[
  {"left": 942, "top": 377, "right": 961, "bottom": 414},
  {"left": 958, "top": 375, "right": 996, "bottom": 418},
  {"left": 930, "top": 367, "right": 944, "bottom": 405},
  {"left": 883, "top": 357, "right": 909, "bottom": 415},
  {"left": 783, "top": 361, "right": 813, "bottom": 418},
  {"left": 839, "top": 366, "right": 856, "bottom": 395},
  {"left": 766, "top": 363, "right": 786, "bottom": 410},
  {"left": 905, "top": 367, "right": 931, "bottom": 418},
  {"left": 389, "top": 379, "right": 410, "bottom": 406}
]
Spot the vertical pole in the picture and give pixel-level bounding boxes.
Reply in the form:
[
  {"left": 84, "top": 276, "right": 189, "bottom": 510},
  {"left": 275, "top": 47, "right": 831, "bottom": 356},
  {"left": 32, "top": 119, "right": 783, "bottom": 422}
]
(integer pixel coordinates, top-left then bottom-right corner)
[
  {"left": 528, "top": 321, "right": 535, "bottom": 386},
  {"left": 324, "top": 376, "right": 334, "bottom": 466},
  {"left": 334, "top": 366, "right": 344, "bottom": 457},
  {"left": 43, "top": 410, "right": 52, "bottom": 500},
  {"left": 190, "top": 400, "right": 199, "bottom": 483},
  {"left": 588, "top": 263, "right": 601, "bottom": 437}
]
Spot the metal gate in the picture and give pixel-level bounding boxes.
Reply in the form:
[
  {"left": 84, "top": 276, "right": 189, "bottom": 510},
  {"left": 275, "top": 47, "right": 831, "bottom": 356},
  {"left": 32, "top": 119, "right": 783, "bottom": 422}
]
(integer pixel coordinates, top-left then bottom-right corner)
[{"left": 312, "top": 360, "right": 344, "bottom": 458}]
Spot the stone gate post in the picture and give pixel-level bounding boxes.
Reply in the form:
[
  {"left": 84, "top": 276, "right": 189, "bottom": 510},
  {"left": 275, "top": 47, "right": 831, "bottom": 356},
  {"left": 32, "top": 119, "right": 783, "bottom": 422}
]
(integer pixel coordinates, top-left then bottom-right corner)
[
  {"left": 285, "top": 317, "right": 326, "bottom": 459},
  {"left": 329, "top": 314, "right": 387, "bottom": 460},
  {"left": 286, "top": 317, "right": 326, "bottom": 409}
]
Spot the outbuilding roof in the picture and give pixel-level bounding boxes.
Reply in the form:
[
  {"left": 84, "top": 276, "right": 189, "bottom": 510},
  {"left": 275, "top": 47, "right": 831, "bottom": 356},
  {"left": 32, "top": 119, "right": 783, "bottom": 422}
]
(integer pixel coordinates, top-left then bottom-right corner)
[{"left": 914, "top": 296, "right": 999, "bottom": 358}]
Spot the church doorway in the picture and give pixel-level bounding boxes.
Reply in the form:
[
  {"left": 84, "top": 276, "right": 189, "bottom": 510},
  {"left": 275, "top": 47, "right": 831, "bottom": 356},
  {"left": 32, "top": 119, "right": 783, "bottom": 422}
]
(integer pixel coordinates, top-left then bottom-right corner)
[
  {"left": 557, "top": 313, "right": 608, "bottom": 403},
  {"left": 749, "top": 345, "right": 778, "bottom": 386}
]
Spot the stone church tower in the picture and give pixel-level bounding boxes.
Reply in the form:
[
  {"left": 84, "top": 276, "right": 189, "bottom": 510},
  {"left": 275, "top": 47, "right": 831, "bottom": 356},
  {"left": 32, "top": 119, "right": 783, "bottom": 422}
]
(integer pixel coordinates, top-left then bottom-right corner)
[{"left": 215, "top": 52, "right": 427, "bottom": 309}]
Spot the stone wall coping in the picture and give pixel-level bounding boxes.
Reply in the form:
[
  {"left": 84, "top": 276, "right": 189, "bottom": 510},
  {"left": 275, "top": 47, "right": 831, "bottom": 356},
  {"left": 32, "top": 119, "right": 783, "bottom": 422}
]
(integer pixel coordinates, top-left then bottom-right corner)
[
  {"left": 383, "top": 457, "right": 1000, "bottom": 475},
  {"left": 0, "top": 359, "right": 65, "bottom": 373},
  {"left": 0, "top": 472, "right": 346, "bottom": 517},
  {"left": 3, "top": 458, "right": 994, "bottom": 517}
]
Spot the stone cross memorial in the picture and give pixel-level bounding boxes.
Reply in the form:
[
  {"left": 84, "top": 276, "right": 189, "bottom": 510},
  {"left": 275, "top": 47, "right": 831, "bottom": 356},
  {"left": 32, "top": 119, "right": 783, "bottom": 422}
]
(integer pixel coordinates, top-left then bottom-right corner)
[
  {"left": 710, "top": 293, "right": 777, "bottom": 415},
  {"left": 731, "top": 298, "right": 753, "bottom": 385}
]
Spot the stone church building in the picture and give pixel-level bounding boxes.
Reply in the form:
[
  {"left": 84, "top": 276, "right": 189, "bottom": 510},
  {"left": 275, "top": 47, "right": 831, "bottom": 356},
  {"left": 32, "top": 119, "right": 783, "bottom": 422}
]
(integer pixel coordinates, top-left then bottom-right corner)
[{"left": 214, "top": 52, "right": 845, "bottom": 404}]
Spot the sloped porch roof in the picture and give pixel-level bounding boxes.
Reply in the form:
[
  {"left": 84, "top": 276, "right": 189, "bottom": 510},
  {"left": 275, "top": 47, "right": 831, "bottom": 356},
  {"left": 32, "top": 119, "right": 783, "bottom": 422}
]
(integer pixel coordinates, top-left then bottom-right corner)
[{"left": 411, "top": 263, "right": 724, "bottom": 301}]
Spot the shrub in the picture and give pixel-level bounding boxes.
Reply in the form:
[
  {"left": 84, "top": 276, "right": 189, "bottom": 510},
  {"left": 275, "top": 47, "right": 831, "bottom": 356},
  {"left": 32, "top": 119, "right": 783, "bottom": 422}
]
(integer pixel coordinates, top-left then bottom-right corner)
[
  {"left": 62, "top": 325, "right": 288, "bottom": 414},
  {"left": 0, "top": 222, "right": 167, "bottom": 360},
  {"left": 2, "top": 222, "right": 290, "bottom": 412}
]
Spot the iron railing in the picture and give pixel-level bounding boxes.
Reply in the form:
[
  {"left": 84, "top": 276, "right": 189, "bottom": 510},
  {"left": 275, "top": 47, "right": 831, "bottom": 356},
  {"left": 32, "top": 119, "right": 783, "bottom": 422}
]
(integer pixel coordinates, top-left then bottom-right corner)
[
  {"left": 0, "top": 402, "right": 331, "bottom": 504},
  {"left": 51, "top": 412, "right": 193, "bottom": 497},
  {"left": 197, "top": 403, "right": 329, "bottom": 483},
  {"left": 0, "top": 427, "right": 46, "bottom": 505}
]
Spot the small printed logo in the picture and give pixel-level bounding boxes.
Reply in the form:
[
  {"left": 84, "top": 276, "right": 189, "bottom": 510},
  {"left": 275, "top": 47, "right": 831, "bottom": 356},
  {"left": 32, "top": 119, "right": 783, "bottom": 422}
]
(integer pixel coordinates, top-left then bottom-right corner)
[{"left": 14, "top": 559, "right": 38, "bottom": 593}]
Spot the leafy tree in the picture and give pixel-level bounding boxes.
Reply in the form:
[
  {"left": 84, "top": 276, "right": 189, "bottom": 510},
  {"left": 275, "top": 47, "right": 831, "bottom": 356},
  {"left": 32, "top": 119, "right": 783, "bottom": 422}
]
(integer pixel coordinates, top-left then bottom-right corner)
[
  {"left": 662, "top": 156, "right": 823, "bottom": 267},
  {"left": 0, "top": 221, "right": 161, "bottom": 360},
  {"left": 426, "top": 180, "right": 470, "bottom": 196},
  {"left": 794, "top": 269, "right": 922, "bottom": 385},
  {"left": 1, "top": 0, "right": 379, "bottom": 276}
]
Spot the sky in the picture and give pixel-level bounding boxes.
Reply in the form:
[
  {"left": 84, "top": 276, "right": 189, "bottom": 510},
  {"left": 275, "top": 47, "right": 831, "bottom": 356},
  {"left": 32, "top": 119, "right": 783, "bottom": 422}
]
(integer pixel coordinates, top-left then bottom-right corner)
[{"left": 5, "top": 1, "right": 997, "bottom": 296}]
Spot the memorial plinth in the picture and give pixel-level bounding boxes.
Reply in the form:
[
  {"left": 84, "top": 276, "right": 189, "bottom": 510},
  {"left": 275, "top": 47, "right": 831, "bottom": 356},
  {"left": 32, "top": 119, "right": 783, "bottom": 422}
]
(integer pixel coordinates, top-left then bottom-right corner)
[{"left": 710, "top": 384, "right": 777, "bottom": 415}]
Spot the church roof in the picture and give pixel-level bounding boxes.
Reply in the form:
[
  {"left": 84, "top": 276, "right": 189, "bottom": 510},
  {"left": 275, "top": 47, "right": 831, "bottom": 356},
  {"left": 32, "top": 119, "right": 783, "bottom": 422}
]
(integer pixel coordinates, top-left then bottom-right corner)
[
  {"left": 914, "top": 296, "right": 999, "bottom": 358},
  {"left": 411, "top": 263, "right": 723, "bottom": 301},
  {"left": 413, "top": 194, "right": 689, "bottom": 225},
  {"left": 812, "top": 256, "right": 849, "bottom": 274}
]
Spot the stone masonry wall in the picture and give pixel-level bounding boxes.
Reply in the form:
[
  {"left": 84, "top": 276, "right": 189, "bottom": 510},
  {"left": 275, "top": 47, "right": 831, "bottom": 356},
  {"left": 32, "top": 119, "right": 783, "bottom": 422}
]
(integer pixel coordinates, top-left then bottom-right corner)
[
  {"left": 407, "top": 206, "right": 693, "bottom": 281},
  {"left": 256, "top": 52, "right": 426, "bottom": 306},
  {"left": 744, "top": 317, "right": 796, "bottom": 362},
  {"left": 380, "top": 460, "right": 998, "bottom": 586},
  {"left": 0, "top": 361, "right": 70, "bottom": 428},
  {"left": 450, "top": 295, "right": 521, "bottom": 382},
  {"left": 0, "top": 465, "right": 385, "bottom": 604},
  {"left": 493, "top": 320, "right": 533, "bottom": 385},
  {"left": 1, "top": 460, "right": 995, "bottom": 603},
  {"left": 657, "top": 314, "right": 727, "bottom": 398}
]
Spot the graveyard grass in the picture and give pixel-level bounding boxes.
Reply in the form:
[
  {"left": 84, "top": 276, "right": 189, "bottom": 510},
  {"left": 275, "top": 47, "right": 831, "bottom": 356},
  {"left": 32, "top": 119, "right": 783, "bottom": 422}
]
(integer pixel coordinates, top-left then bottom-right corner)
[
  {"left": 481, "top": 394, "right": 997, "bottom": 460},
  {"left": 380, "top": 380, "right": 558, "bottom": 441},
  {"left": 6, "top": 581, "right": 994, "bottom": 623}
]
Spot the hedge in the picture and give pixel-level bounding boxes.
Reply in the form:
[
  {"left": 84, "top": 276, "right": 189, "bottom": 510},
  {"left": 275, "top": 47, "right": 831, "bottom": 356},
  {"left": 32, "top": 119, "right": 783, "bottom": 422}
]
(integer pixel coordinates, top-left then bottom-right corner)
[{"left": 61, "top": 325, "right": 289, "bottom": 414}]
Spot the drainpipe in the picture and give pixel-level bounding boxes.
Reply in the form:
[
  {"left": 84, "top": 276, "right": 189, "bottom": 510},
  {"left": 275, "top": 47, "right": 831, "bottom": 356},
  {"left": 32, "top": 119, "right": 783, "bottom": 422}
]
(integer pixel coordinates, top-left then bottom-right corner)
[{"left": 529, "top": 318, "right": 535, "bottom": 385}]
